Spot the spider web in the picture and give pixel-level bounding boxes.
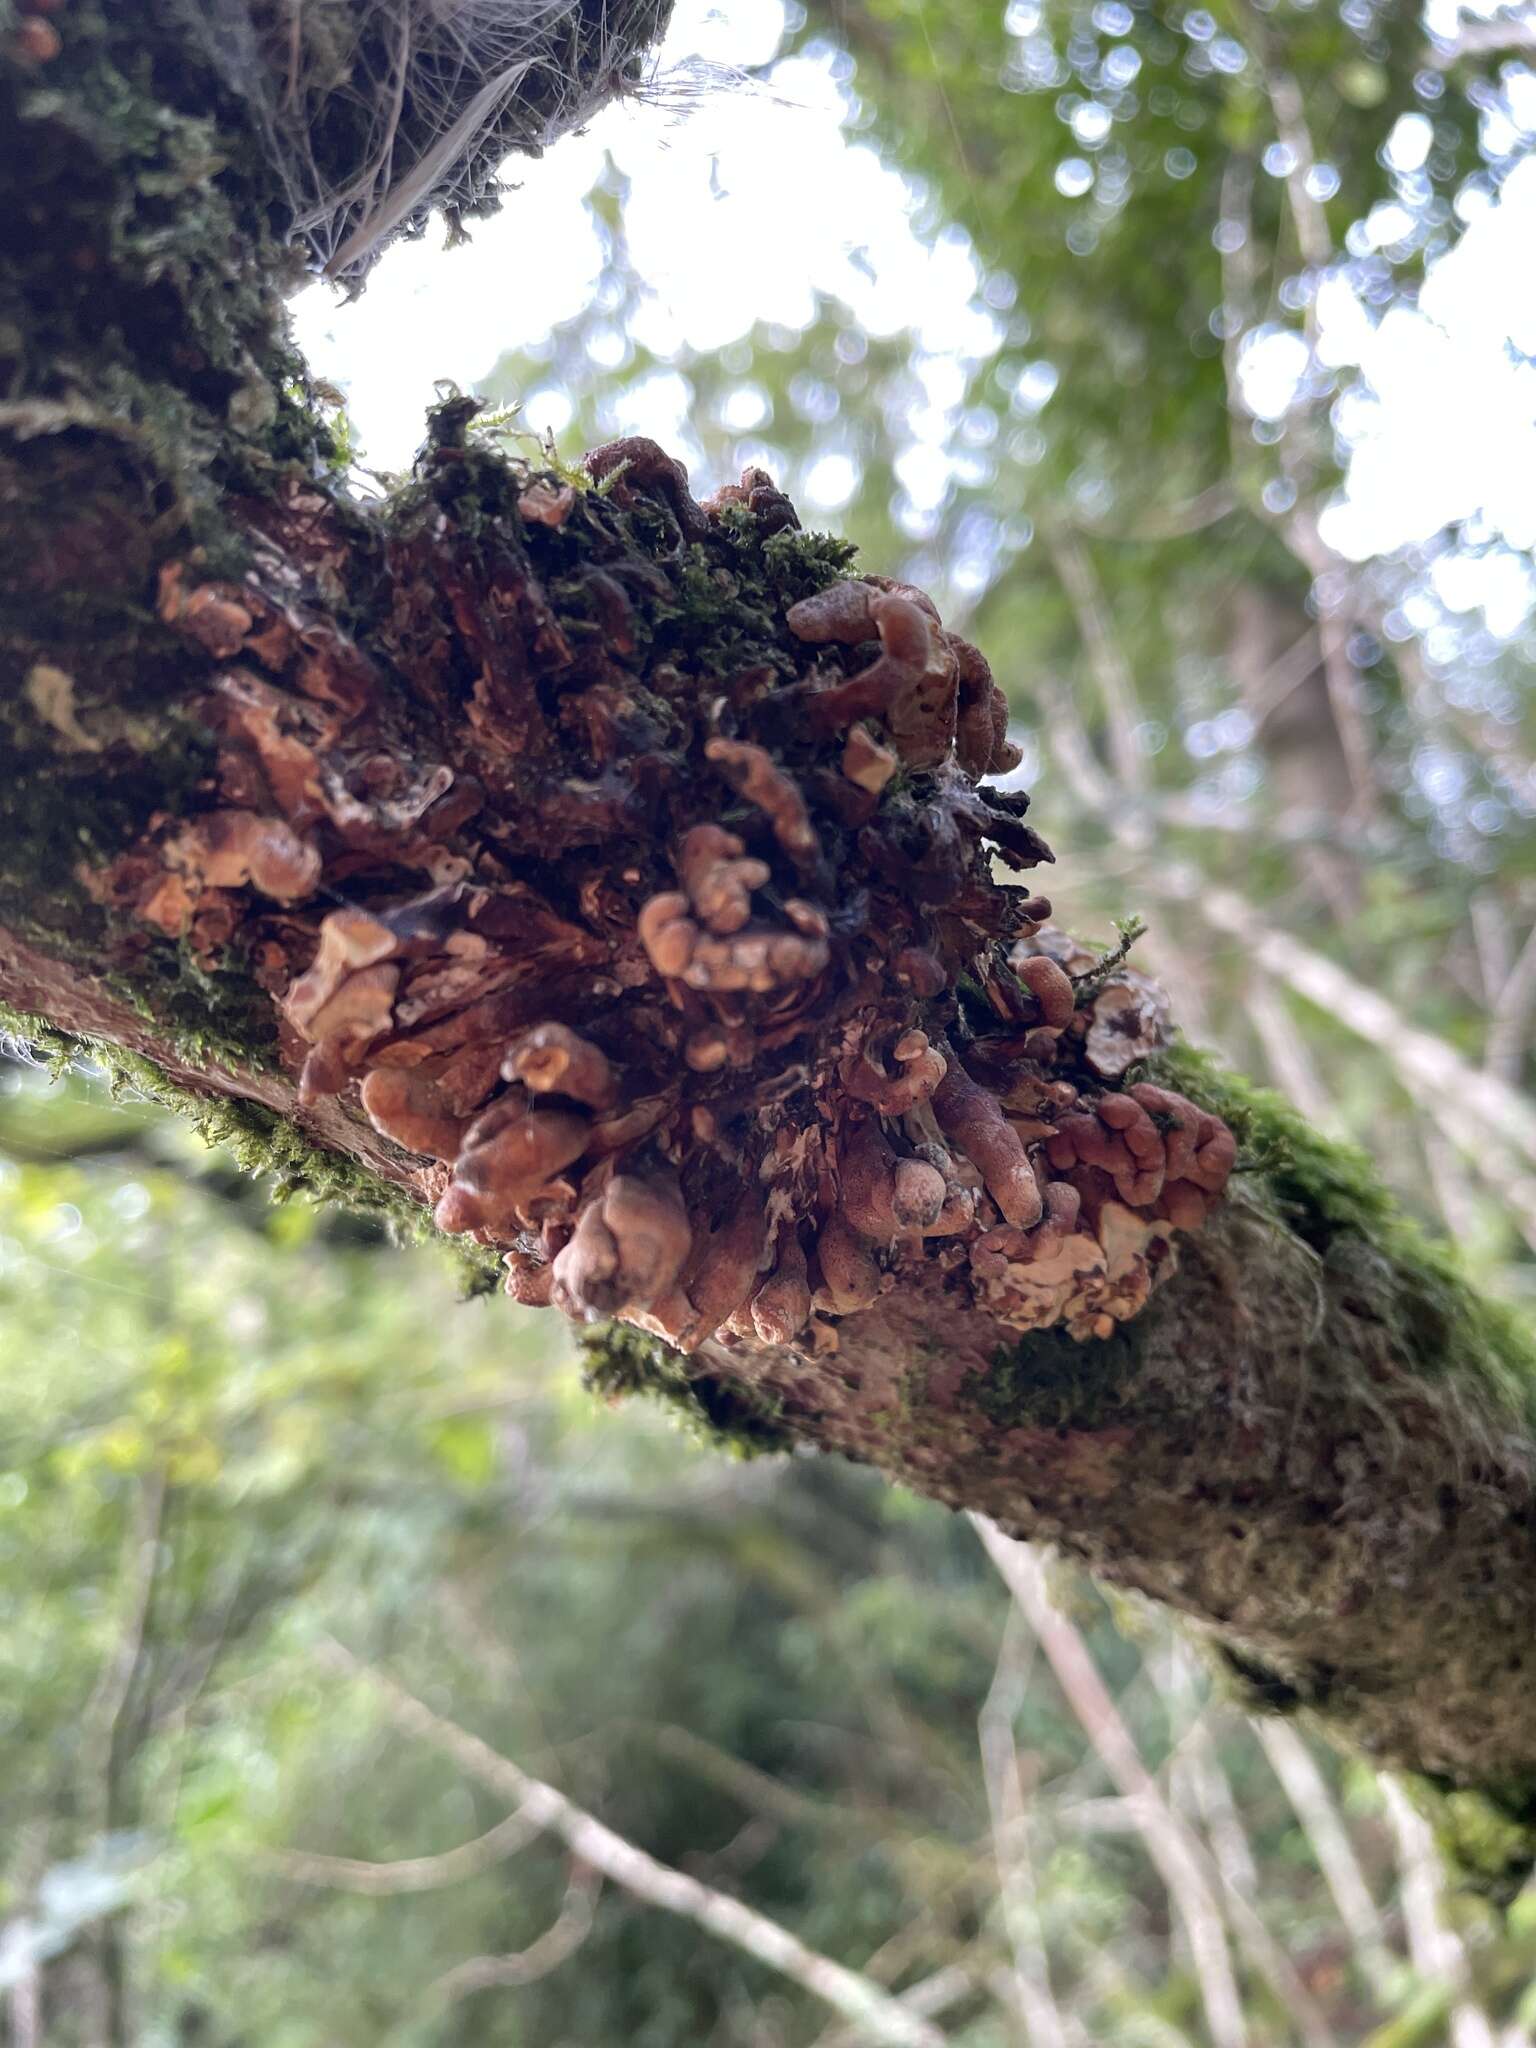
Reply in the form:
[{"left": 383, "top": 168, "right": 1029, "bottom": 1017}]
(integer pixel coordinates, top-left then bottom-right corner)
[{"left": 174, "top": 0, "right": 676, "bottom": 282}]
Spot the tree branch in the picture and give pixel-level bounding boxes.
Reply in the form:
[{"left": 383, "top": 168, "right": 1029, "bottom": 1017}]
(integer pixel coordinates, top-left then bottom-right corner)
[
  {"left": 976, "top": 1607, "right": 1069, "bottom": 2048},
  {"left": 314, "top": 1638, "right": 948, "bottom": 2048},
  {"left": 6, "top": 2, "right": 1536, "bottom": 1890},
  {"left": 424, "top": 1861, "right": 601, "bottom": 2009},
  {"left": 972, "top": 1522, "right": 1247, "bottom": 2048},
  {"left": 1253, "top": 1720, "right": 1393, "bottom": 1992},
  {"left": 260, "top": 1805, "right": 541, "bottom": 1895}
]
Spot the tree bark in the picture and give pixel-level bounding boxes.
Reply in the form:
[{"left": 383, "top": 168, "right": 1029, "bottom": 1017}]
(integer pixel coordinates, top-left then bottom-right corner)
[{"left": 5, "top": 2, "right": 1536, "bottom": 1897}]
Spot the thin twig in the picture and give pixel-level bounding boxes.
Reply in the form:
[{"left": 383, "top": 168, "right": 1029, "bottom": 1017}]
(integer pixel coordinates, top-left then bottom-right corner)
[
  {"left": 4, "top": 1824, "right": 50, "bottom": 2048},
  {"left": 1047, "top": 533, "right": 1147, "bottom": 799},
  {"left": 1282, "top": 514, "right": 1380, "bottom": 823},
  {"left": 315, "top": 1638, "right": 947, "bottom": 2048},
  {"left": 77, "top": 1465, "right": 167, "bottom": 2048},
  {"left": 815, "top": 1966, "right": 981, "bottom": 2048},
  {"left": 970, "top": 1524, "right": 1247, "bottom": 2048},
  {"left": 1244, "top": 974, "right": 1333, "bottom": 1125},
  {"left": 81, "top": 1467, "right": 168, "bottom": 1835},
  {"left": 1470, "top": 894, "right": 1513, "bottom": 1015},
  {"left": 1077, "top": 484, "right": 1237, "bottom": 544},
  {"left": 1380, "top": 1778, "right": 1497, "bottom": 2048},
  {"left": 1227, "top": 2, "right": 1330, "bottom": 279},
  {"left": 260, "top": 1804, "right": 541, "bottom": 1895},
  {"left": 1484, "top": 917, "right": 1536, "bottom": 1084},
  {"left": 1195, "top": 884, "right": 1536, "bottom": 1169},
  {"left": 1242, "top": 623, "right": 1329, "bottom": 730},
  {"left": 1419, "top": 1126, "right": 1488, "bottom": 1247},
  {"left": 977, "top": 1525, "right": 1344, "bottom": 2048},
  {"left": 1253, "top": 1721, "right": 1393, "bottom": 1995},
  {"left": 977, "top": 1607, "right": 1069, "bottom": 2048},
  {"left": 1145, "top": 1641, "right": 1258, "bottom": 1903},
  {"left": 425, "top": 1860, "right": 601, "bottom": 2007},
  {"left": 1430, "top": 12, "right": 1536, "bottom": 65}
]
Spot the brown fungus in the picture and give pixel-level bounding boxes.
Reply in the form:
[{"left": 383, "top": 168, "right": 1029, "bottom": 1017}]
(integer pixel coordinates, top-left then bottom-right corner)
[
  {"left": 1083, "top": 972, "right": 1175, "bottom": 1079},
  {"left": 504, "top": 1023, "right": 618, "bottom": 1110},
  {"left": 796, "top": 591, "right": 957, "bottom": 769},
  {"left": 677, "top": 824, "right": 769, "bottom": 935},
  {"left": 681, "top": 1196, "right": 769, "bottom": 1347},
  {"left": 1014, "top": 954, "right": 1076, "bottom": 1033},
  {"left": 701, "top": 466, "right": 802, "bottom": 534},
  {"left": 682, "top": 926, "right": 829, "bottom": 996},
  {"left": 932, "top": 1051, "right": 1044, "bottom": 1230},
  {"left": 841, "top": 1031, "right": 947, "bottom": 1116},
  {"left": 751, "top": 1233, "right": 813, "bottom": 1347},
  {"left": 292, "top": 963, "right": 400, "bottom": 1104},
  {"left": 783, "top": 578, "right": 884, "bottom": 647},
  {"left": 107, "top": 459, "right": 1235, "bottom": 1373},
  {"left": 951, "top": 634, "right": 1021, "bottom": 780},
  {"left": 841, "top": 725, "right": 899, "bottom": 795},
  {"left": 812, "top": 1214, "right": 884, "bottom": 1316},
  {"left": 360, "top": 1066, "right": 469, "bottom": 1162},
  {"left": 518, "top": 481, "right": 577, "bottom": 528},
  {"left": 705, "top": 738, "right": 819, "bottom": 861},
  {"left": 435, "top": 1102, "right": 591, "bottom": 1238},
  {"left": 906, "top": 1141, "right": 979, "bottom": 1237},
  {"left": 503, "top": 1249, "right": 556, "bottom": 1308},
  {"left": 637, "top": 890, "right": 698, "bottom": 980},
  {"left": 839, "top": 1120, "right": 946, "bottom": 1242},
  {"left": 552, "top": 1173, "right": 692, "bottom": 1319},
  {"left": 283, "top": 909, "right": 397, "bottom": 1033},
  {"left": 164, "top": 809, "right": 322, "bottom": 904},
  {"left": 583, "top": 436, "right": 713, "bottom": 543}
]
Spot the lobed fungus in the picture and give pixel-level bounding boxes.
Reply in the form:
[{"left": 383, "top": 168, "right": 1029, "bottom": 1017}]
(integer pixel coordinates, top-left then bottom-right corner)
[
  {"left": 110, "top": 420, "right": 1233, "bottom": 1392},
  {"left": 676, "top": 824, "right": 770, "bottom": 936},
  {"left": 704, "top": 738, "right": 819, "bottom": 861},
  {"left": 750, "top": 1233, "right": 813, "bottom": 1346},
  {"left": 551, "top": 1171, "right": 692, "bottom": 1319},
  {"left": 360, "top": 1066, "right": 468, "bottom": 1161},
  {"left": 504, "top": 1023, "right": 618, "bottom": 1110}
]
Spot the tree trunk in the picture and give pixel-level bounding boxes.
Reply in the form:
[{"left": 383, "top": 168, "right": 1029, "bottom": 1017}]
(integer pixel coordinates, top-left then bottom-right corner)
[{"left": 4, "top": 2, "right": 1536, "bottom": 1900}]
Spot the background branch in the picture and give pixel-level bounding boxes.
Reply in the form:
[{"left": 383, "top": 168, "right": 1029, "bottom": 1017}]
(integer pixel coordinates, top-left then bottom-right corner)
[{"left": 314, "top": 1638, "right": 949, "bottom": 2048}]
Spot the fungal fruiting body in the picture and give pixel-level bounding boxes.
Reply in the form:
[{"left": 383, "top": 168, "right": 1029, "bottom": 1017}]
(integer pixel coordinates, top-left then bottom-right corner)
[{"left": 109, "top": 424, "right": 1234, "bottom": 1365}]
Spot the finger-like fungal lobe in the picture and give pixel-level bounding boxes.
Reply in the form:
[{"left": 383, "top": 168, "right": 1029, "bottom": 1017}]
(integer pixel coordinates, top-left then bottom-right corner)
[
  {"left": 551, "top": 1171, "right": 693, "bottom": 1320},
  {"left": 100, "top": 418, "right": 1233, "bottom": 1375}
]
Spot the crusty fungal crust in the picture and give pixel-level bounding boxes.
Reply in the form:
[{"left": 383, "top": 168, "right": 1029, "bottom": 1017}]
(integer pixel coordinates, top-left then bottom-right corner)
[{"left": 104, "top": 433, "right": 1234, "bottom": 1359}]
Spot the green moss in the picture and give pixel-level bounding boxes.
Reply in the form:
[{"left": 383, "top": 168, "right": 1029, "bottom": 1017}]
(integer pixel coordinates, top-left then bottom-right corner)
[
  {"left": 384, "top": 413, "right": 859, "bottom": 727},
  {"left": 0, "top": 568, "right": 225, "bottom": 929},
  {"left": 3, "top": 0, "right": 342, "bottom": 514},
  {"left": 969, "top": 1321, "right": 1144, "bottom": 1431},
  {"left": 1150, "top": 1043, "right": 1536, "bottom": 1422},
  {"left": 112, "top": 936, "right": 282, "bottom": 1075},
  {"left": 962, "top": 1038, "right": 1536, "bottom": 1454},
  {"left": 0, "top": 1000, "right": 500, "bottom": 1296},
  {"left": 579, "top": 1321, "right": 795, "bottom": 1459},
  {"left": 1402, "top": 1771, "right": 1536, "bottom": 1907},
  {"left": 1148, "top": 1042, "right": 1408, "bottom": 1244},
  {"left": 761, "top": 524, "right": 860, "bottom": 601}
]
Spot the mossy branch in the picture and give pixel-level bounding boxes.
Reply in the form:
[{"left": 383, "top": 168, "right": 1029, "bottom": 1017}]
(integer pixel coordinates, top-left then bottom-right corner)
[{"left": 5, "top": 0, "right": 1536, "bottom": 1901}]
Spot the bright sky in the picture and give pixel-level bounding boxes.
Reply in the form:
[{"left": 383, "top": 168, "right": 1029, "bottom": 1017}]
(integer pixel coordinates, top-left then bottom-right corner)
[{"left": 292, "top": 0, "right": 1536, "bottom": 636}]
